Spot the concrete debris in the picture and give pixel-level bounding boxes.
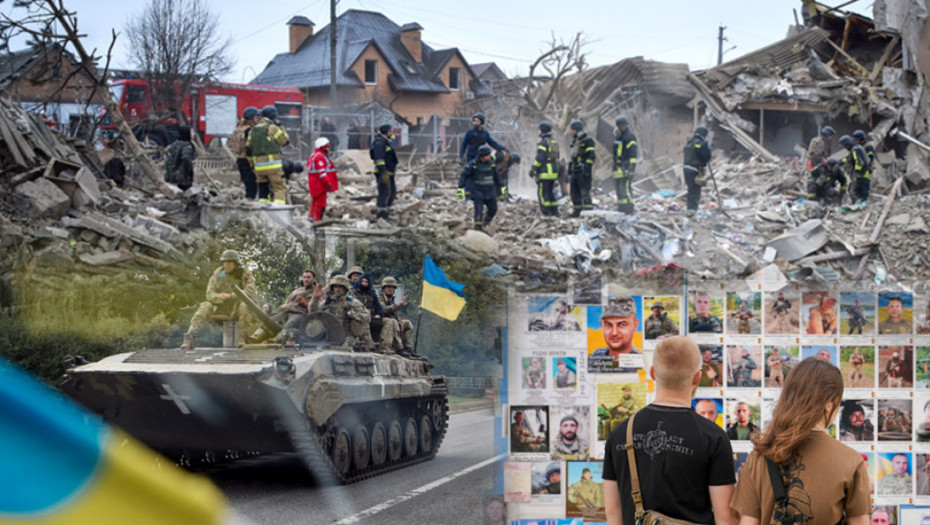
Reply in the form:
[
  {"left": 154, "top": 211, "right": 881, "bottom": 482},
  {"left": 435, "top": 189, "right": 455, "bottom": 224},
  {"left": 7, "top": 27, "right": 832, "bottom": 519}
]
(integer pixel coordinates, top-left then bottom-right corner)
[{"left": 12, "top": 177, "right": 72, "bottom": 219}]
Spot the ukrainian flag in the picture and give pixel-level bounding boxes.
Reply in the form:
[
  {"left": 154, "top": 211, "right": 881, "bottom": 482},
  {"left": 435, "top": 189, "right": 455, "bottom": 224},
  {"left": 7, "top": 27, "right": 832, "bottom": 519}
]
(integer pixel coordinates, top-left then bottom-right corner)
[
  {"left": 0, "top": 358, "right": 230, "bottom": 525},
  {"left": 421, "top": 255, "right": 467, "bottom": 321}
]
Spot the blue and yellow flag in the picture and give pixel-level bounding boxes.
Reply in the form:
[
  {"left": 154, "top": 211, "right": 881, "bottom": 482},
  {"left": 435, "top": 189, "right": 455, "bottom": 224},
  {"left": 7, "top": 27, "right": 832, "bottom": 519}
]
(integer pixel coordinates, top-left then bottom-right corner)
[
  {"left": 0, "top": 358, "right": 230, "bottom": 525},
  {"left": 421, "top": 255, "right": 467, "bottom": 321}
]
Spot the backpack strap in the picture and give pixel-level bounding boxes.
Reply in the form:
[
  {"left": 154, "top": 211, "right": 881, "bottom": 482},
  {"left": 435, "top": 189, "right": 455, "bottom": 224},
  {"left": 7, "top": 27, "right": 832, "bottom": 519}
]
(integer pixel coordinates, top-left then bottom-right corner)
[
  {"left": 765, "top": 457, "right": 795, "bottom": 524},
  {"left": 624, "top": 412, "right": 645, "bottom": 522}
]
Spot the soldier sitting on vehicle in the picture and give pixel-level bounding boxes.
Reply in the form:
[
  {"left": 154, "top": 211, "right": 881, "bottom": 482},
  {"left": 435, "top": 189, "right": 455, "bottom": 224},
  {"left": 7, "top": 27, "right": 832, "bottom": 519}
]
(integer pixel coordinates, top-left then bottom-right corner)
[
  {"left": 182, "top": 250, "right": 257, "bottom": 349},
  {"left": 378, "top": 276, "right": 415, "bottom": 355},
  {"left": 308, "top": 274, "right": 375, "bottom": 349}
]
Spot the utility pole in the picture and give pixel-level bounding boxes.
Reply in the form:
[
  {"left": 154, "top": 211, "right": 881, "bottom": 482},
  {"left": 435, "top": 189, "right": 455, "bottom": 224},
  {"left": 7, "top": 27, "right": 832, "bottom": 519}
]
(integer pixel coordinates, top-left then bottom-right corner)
[
  {"left": 329, "top": 0, "right": 337, "bottom": 107},
  {"left": 717, "top": 25, "right": 727, "bottom": 65}
]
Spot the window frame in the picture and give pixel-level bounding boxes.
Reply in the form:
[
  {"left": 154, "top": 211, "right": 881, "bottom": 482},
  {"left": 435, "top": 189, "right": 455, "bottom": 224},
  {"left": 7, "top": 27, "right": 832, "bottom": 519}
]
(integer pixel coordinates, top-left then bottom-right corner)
[
  {"left": 364, "top": 60, "right": 378, "bottom": 85},
  {"left": 448, "top": 67, "right": 461, "bottom": 90}
]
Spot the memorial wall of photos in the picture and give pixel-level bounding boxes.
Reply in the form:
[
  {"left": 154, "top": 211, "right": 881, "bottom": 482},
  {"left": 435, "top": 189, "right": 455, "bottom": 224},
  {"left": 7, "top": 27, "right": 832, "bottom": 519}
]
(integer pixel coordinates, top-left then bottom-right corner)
[{"left": 502, "top": 280, "right": 930, "bottom": 524}]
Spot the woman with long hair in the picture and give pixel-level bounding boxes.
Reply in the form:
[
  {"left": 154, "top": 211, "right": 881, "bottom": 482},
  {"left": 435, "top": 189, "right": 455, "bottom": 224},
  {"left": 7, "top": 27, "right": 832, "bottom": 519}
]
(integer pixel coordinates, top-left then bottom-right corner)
[{"left": 730, "top": 357, "right": 870, "bottom": 525}]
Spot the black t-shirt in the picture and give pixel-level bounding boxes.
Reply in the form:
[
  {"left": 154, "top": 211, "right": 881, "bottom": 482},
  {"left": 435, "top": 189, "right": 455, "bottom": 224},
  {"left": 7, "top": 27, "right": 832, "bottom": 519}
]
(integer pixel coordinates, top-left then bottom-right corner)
[{"left": 603, "top": 404, "right": 735, "bottom": 525}]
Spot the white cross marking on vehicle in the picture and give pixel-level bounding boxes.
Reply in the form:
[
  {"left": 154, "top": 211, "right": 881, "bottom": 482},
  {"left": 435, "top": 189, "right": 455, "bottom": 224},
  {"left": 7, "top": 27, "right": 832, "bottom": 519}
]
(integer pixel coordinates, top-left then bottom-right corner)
[{"left": 160, "top": 384, "right": 192, "bottom": 414}]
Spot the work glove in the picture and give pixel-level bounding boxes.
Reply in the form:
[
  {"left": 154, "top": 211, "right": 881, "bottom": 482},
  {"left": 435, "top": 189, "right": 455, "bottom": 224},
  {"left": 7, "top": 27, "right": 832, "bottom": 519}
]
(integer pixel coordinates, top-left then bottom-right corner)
[
  {"left": 498, "top": 186, "right": 508, "bottom": 200},
  {"left": 456, "top": 188, "right": 465, "bottom": 199},
  {"left": 528, "top": 166, "right": 538, "bottom": 179}
]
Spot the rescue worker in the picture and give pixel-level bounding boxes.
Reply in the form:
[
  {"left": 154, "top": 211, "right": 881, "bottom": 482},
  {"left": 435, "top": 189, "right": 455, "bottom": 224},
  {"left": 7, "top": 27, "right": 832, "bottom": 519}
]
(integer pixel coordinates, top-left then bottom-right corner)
[
  {"left": 806, "top": 125, "right": 835, "bottom": 171},
  {"left": 459, "top": 112, "right": 506, "bottom": 164},
  {"left": 682, "top": 125, "right": 711, "bottom": 216},
  {"left": 306, "top": 137, "right": 338, "bottom": 221},
  {"left": 840, "top": 134, "right": 871, "bottom": 205},
  {"left": 612, "top": 116, "right": 638, "bottom": 214},
  {"left": 853, "top": 129, "right": 876, "bottom": 167},
  {"left": 247, "top": 105, "right": 290, "bottom": 204},
  {"left": 807, "top": 158, "right": 847, "bottom": 203},
  {"left": 458, "top": 144, "right": 505, "bottom": 231},
  {"left": 567, "top": 119, "right": 595, "bottom": 217},
  {"left": 308, "top": 274, "right": 375, "bottom": 348},
  {"left": 352, "top": 274, "right": 393, "bottom": 353},
  {"left": 164, "top": 125, "right": 195, "bottom": 190},
  {"left": 529, "top": 121, "right": 560, "bottom": 217},
  {"left": 379, "top": 276, "right": 414, "bottom": 354},
  {"left": 181, "top": 250, "right": 257, "bottom": 349},
  {"left": 232, "top": 107, "right": 258, "bottom": 199},
  {"left": 370, "top": 123, "right": 398, "bottom": 221}
]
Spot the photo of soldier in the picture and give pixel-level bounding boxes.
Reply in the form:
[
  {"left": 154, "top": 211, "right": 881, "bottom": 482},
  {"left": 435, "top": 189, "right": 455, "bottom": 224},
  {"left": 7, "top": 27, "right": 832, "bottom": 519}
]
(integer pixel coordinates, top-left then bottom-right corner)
[
  {"left": 726, "top": 345, "right": 761, "bottom": 388},
  {"left": 877, "top": 292, "right": 914, "bottom": 335},
  {"left": 565, "top": 461, "right": 606, "bottom": 521},
  {"left": 688, "top": 291, "right": 723, "bottom": 333},
  {"left": 531, "top": 461, "right": 562, "bottom": 497},
  {"left": 877, "top": 452, "right": 913, "bottom": 496},
  {"left": 763, "top": 291, "right": 799, "bottom": 334},
  {"left": 552, "top": 357, "right": 577, "bottom": 389},
  {"left": 570, "top": 275, "right": 603, "bottom": 306},
  {"left": 587, "top": 297, "right": 644, "bottom": 374},
  {"left": 840, "top": 291, "right": 875, "bottom": 335},
  {"left": 725, "top": 398, "right": 761, "bottom": 441},
  {"left": 877, "top": 398, "right": 912, "bottom": 441},
  {"left": 878, "top": 346, "right": 913, "bottom": 388},
  {"left": 726, "top": 292, "right": 761, "bottom": 334},
  {"left": 918, "top": 293, "right": 930, "bottom": 334},
  {"left": 733, "top": 452, "right": 749, "bottom": 481},
  {"left": 917, "top": 453, "right": 930, "bottom": 496},
  {"left": 839, "top": 399, "right": 875, "bottom": 442},
  {"left": 917, "top": 347, "right": 930, "bottom": 388},
  {"left": 870, "top": 505, "right": 897, "bottom": 525},
  {"left": 917, "top": 396, "right": 930, "bottom": 443},
  {"left": 527, "top": 297, "right": 583, "bottom": 331},
  {"left": 802, "top": 291, "right": 838, "bottom": 335},
  {"left": 510, "top": 406, "right": 549, "bottom": 454},
  {"left": 692, "top": 397, "right": 724, "bottom": 428},
  {"left": 802, "top": 344, "right": 837, "bottom": 365},
  {"left": 764, "top": 345, "right": 798, "bottom": 388},
  {"left": 596, "top": 382, "right": 645, "bottom": 441},
  {"left": 642, "top": 296, "right": 680, "bottom": 340},
  {"left": 551, "top": 406, "right": 590, "bottom": 460},
  {"left": 522, "top": 357, "right": 546, "bottom": 389},
  {"left": 862, "top": 454, "right": 876, "bottom": 495},
  {"left": 698, "top": 344, "right": 724, "bottom": 387},
  {"left": 841, "top": 345, "right": 875, "bottom": 389}
]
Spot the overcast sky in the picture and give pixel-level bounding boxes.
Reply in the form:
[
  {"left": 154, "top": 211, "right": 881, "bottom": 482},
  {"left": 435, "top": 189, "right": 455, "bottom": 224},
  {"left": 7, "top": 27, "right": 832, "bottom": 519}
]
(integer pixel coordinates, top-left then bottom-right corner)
[{"left": 2, "top": 0, "right": 873, "bottom": 83}]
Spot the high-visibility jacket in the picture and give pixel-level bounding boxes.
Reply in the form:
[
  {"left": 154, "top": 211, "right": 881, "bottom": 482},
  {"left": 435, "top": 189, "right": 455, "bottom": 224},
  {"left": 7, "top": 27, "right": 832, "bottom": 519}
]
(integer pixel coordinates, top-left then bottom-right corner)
[
  {"left": 533, "top": 135, "right": 559, "bottom": 180},
  {"left": 613, "top": 129, "right": 638, "bottom": 177}
]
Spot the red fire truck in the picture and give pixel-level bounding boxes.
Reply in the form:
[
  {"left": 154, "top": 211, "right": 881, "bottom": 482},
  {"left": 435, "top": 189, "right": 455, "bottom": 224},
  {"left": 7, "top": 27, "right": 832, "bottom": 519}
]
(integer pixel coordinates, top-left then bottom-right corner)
[{"left": 102, "top": 78, "right": 303, "bottom": 146}]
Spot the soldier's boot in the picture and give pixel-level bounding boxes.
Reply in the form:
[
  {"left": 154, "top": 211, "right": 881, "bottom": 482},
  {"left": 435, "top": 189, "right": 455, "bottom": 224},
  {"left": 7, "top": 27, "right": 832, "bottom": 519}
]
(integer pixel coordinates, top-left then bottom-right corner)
[{"left": 181, "top": 334, "right": 195, "bottom": 350}]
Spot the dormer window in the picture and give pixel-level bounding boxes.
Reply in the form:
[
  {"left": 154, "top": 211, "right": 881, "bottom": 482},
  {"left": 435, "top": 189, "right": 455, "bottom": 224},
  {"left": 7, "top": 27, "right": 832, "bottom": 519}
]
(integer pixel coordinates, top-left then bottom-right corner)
[
  {"left": 365, "top": 60, "right": 378, "bottom": 85},
  {"left": 449, "top": 67, "right": 461, "bottom": 90}
]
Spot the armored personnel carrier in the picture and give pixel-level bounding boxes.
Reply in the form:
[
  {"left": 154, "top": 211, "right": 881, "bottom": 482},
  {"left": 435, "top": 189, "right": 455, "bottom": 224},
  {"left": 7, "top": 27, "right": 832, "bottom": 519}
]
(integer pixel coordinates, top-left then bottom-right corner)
[{"left": 61, "top": 309, "right": 449, "bottom": 484}]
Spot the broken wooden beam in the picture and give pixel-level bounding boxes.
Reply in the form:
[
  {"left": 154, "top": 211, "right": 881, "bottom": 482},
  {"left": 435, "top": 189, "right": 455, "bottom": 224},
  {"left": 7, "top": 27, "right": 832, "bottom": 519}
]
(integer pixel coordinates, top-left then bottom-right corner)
[{"left": 869, "top": 35, "right": 900, "bottom": 83}]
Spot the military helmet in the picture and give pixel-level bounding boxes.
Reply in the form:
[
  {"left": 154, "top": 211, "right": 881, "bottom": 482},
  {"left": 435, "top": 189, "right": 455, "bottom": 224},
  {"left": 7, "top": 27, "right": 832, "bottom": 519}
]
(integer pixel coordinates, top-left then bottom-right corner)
[
  {"left": 472, "top": 112, "right": 486, "bottom": 125},
  {"left": 826, "top": 158, "right": 839, "bottom": 167},
  {"left": 695, "top": 126, "right": 709, "bottom": 138},
  {"left": 477, "top": 144, "right": 492, "bottom": 157},
  {"left": 821, "top": 125, "right": 836, "bottom": 136},
  {"left": 220, "top": 250, "right": 241, "bottom": 264},
  {"left": 651, "top": 301, "right": 664, "bottom": 310},
  {"left": 242, "top": 106, "right": 259, "bottom": 120},
  {"left": 546, "top": 464, "right": 560, "bottom": 481},
  {"left": 314, "top": 137, "right": 330, "bottom": 149},
  {"left": 379, "top": 123, "right": 392, "bottom": 135},
  {"left": 260, "top": 105, "right": 277, "bottom": 120},
  {"left": 853, "top": 129, "right": 867, "bottom": 141},
  {"left": 570, "top": 120, "right": 584, "bottom": 132},
  {"left": 616, "top": 116, "right": 629, "bottom": 128},
  {"left": 510, "top": 152, "right": 521, "bottom": 164},
  {"left": 839, "top": 134, "right": 854, "bottom": 147},
  {"left": 380, "top": 276, "right": 398, "bottom": 288},
  {"left": 602, "top": 296, "right": 636, "bottom": 319},
  {"left": 347, "top": 265, "right": 364, "bottom": 278},
  {"left": 538, "top": 121, "right": 552, "bottom": 133},
  {"left": 329, "top": 274, "right": 351, "bottom": 291}
]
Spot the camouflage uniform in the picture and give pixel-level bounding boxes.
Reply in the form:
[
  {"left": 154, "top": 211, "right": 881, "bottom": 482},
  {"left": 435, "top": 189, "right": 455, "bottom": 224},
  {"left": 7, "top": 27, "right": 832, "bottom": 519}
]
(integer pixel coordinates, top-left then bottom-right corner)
[
  {"left": 379, "top": 278, "right": 413, "bottom": 351},
  {"left": 567, "top": 476, "right": 604, "bottom": 508},
  {"left": 308, "top": 275, "right": 374, "bottom": 348},
  {"left": 877, "top": 473, "right": 912, "bottom": 495},
  {"left": 183, "top": 250, "right": 257, "bottom": 348},
  {"left": 353, "top": 274, "right": 395, "bottom": 353}
]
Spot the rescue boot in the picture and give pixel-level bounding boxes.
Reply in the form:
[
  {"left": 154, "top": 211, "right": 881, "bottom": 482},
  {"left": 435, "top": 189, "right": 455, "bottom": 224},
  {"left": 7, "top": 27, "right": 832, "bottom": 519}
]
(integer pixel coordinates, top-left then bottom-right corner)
[
  {"left": 473, "top": 223, "right": 483, "bottom": 231},
  {"left": 180, "top": 334, "right": 194, "bottom": 350},
  {"left": 570, "top": 208, "right": 581, "bottom": 218},
  {"left": 257, "top": 182, "right": 270, "bottom": 201}
]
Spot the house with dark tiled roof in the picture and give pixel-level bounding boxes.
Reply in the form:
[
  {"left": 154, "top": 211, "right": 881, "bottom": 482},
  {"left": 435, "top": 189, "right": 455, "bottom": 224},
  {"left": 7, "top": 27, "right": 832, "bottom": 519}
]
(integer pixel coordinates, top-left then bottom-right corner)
[
  {"left": 0, "top": 43, "right": 107, "bottom": 132},
  {"left": 252, "top": 9, "right": 491, "bottom": 127}
]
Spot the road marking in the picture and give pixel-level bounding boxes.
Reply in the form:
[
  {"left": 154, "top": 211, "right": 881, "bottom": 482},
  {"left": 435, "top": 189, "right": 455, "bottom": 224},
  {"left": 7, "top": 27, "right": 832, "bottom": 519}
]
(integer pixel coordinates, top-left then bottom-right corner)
[
  {"left": 333, "top": 453, "right": 506, "bottom": 524},
  {"left": 159, "top": 383, "right": 192, "bottom": 414}
]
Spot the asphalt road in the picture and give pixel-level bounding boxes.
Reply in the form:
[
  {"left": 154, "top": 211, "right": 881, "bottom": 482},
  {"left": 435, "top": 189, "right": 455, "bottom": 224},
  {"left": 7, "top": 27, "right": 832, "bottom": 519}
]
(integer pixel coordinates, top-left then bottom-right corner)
[{"left": 209, "top": 407, "right": 502, "bottom": 525}]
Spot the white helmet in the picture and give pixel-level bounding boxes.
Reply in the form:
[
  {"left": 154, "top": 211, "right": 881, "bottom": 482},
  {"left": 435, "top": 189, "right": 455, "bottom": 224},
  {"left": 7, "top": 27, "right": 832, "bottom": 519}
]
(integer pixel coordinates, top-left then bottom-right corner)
[{"left": 315, "top": 137, "right": 330, "bottom": 149}]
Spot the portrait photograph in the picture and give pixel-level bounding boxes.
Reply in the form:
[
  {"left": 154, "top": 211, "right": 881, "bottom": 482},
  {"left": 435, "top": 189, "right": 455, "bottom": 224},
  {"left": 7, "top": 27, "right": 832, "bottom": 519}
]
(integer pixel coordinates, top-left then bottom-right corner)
[
  {"left": 764, "top": 345, "right": 798, "bottom": 388},
  {"left": 878, "top": 345, "right": 913, "bottom": 389},
  {"left": 528, "top": 296, "right": 583, "bottom": 332},
  {"left": 918, "top": 346, "right": 930, "bottom": 388},
  {"left": 531, "top": 460, "right": 562, "bottom": 501},
  {"left": 877, "top": 399, "right": 912, "bottom": 441},
  {"left": 522, "top": 356, "right": 547, "bottom": 389},
  {"left": 725, "top": 397, "right": 761, "bottom": 441},
  {"left": 726, "top": 345, "right": 762, "bottom": 388},
  {"left": 597, "top": 382, "right": 646, "bottom": 441},
  {"left": 840, "top": 291, "right": 875, "bottom": 336},
  {"left": 801, "top": 344, "right": 836, "bottom": 365},
  {"left": 725, "top": 292, "right": 761, "bottom": 335},
  {"left": 552, "top": 356, "right": 577, "bottom": 389},
  {"left": 877, "top": 452, "right": 912, "bottom": 496},
  {"left": 840, "top": 345, "right": 875, "bottom": 389},
  {"left": 915, "top": 394, "right": 930, "bottom": 443},
  {"left": 692, "top": 397, "right": 724, "bottom": 429},
  {"left": 642, "top": 295, "right": 681, "bottom": 340},
  {"left": 697, "top": 344, "right": 724, "bottom": 388},
  {"left": 802, "top": 291, "right": 837, "bottom": 335},
  {"left": 688, "top": 290, "right": 723, "bottom": 334},
  {"left": 565, "top": 461, "right": 606, "bottom": 521},
  {"left": 586, "top": 298, "right": 644, "bottom": 374},
  {"left": 839, "top": 398, "right": 875, "bottom": 442},
  {"left": 550, "top": 405, "right": 590, "bottom": 460},
  {"left": 763, "top": 290, "right": 799, "bottom": 335},
  {"left": 510, "top": 405, "right": 549, "bottom": 454},
  {"left": 877, "top": 292, "right": 914, "bottom": 335}
]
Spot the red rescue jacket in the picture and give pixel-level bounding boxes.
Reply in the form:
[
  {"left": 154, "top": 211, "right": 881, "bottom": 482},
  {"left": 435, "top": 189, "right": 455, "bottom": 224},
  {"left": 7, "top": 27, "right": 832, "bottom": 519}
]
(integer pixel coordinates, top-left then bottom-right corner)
[{"left": 306, "top": 148, "right": 338, "bottom": 197}]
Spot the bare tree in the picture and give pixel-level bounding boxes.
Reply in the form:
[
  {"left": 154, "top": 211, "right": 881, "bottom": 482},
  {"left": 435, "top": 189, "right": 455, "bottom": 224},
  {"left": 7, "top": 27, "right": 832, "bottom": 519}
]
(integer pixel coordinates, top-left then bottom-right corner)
[
  {"left": 125, "top": 0, "right": 233, "bottom": 123},
  {"left": 521, "top": 32, "right": 589, "bottom": 118}
]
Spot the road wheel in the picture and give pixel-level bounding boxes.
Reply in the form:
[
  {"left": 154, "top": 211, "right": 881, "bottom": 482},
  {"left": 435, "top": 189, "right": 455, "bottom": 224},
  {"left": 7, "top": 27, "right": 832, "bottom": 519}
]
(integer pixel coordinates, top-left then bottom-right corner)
[
  {"left": 403, "top": 417, "right": 418, "bottom": 457},
  {"left": 330, "top": 427, "right": 351, "bottom": 477},
  {"left": 352, "top": 425, "right": 370, "bottom": 470},
  {"left": 431, "top": 399, "right": 447, "bottom": 433},
  {"left": 370, "top": 422, "right": 387, "bottom": 466},
  {"left": 419, "top": 414, "right": 432, "bottom": 454},
  {"left": 387, "top": 420, "right": 403, "bottom": 462}
]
